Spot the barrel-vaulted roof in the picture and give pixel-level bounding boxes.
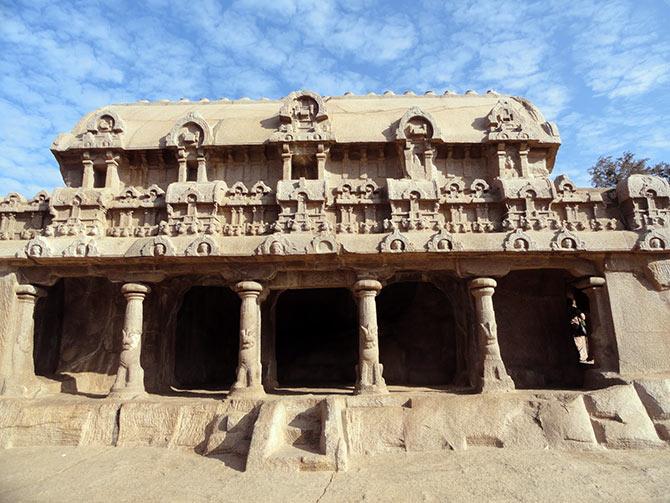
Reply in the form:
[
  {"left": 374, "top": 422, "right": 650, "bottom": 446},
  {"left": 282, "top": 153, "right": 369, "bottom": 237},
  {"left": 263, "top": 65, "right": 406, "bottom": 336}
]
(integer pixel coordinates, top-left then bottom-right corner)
[{"left": 51, "top": 91, "right": 560, "bottom": 153}]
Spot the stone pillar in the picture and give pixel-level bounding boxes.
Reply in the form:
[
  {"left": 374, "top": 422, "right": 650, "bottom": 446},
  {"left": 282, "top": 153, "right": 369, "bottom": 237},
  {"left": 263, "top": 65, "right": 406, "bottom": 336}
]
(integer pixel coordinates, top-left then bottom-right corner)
[
  {"left": 316, "top": 143, "right": 327, "bottom": 180},
  {"left": 468, "top": 278, "right": 514, "bottom": 392},
  {"left": 353, "top": 279, "right": 387, "bottom": 395},
  {"left": 281, "top": 144, "right": 292, "bottom": 180},
  {"left": 177, "top": 148, "right": 188, "bottom": 182},
  {"left": 574, "top": 276, "right": 622, "bottom": 386},
  {"left": 82, "top": 152, "right": 94, "bottom": 189},
  {"left": 109, "top": 283, "right": 150, "bottom": 399},
  {"left": 104, "top": 151, "right": 120, "bottom": 190},
  {"left": 196, "top": 150, "right": 208, "bottom": 183},
  {"left": 518, "top": 142, "right": 529, "bottom": 178},
  {"left": 0, "top": 284, "right": 44, "bottom": 397},
  {"left": 230, "top": 281, "right": 265, "bottom": 398}
]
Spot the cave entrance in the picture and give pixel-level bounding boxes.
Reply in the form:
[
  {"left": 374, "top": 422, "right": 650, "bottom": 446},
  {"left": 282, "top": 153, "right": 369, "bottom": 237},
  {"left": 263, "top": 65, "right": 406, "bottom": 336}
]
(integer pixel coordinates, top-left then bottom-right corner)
[
  {"left": 376, "top": 281, "right": 458, "bottom": 387},
  {"left": 33, "top": 279, "right": 65, "bottom": 378},
  {"left": 495, "top": 269, "right": 587, "bottom": 389},
  {"left": 174, "top": 286, "right": 240, "bottom": 390},
  {"left": 275, "top": 288, "right": 357, "bottom": 389}
]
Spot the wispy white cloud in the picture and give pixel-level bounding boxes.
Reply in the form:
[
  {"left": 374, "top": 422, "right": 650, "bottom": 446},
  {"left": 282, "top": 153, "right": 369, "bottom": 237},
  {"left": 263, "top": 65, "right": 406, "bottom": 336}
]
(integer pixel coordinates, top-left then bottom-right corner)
[{"left": 0, "top": 0, "right": 668, "bottom": 195}]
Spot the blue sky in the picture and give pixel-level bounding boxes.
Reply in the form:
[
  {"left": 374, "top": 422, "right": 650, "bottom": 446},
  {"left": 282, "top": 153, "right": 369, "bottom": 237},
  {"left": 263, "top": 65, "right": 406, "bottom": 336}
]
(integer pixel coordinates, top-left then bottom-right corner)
[{"left": 1, "top": 0, "right": 669, "bottom": 195}]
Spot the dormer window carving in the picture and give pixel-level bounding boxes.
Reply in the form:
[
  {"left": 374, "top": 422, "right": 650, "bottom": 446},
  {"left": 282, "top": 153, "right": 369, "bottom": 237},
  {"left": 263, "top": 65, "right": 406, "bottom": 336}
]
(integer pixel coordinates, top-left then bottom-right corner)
[
  {"left": 395, "top": 107, "right": 442, "bottom": 180},
  {"left": 166, "top": 112, "right": 212, "bottom": 183}
]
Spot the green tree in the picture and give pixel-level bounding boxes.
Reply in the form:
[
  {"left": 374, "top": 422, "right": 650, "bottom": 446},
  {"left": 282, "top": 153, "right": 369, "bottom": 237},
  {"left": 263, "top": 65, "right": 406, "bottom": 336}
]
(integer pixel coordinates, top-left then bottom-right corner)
[{"left": 589, "top": 151, "right": 670, "bottom": 188}]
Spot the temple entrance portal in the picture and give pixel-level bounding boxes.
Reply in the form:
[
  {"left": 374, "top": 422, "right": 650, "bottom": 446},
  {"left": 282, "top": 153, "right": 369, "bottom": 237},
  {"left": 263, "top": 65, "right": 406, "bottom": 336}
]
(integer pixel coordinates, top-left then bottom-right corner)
[
  {"left": 174, "top": 286, "right": 240, "bottom": 390},
  {"left": 275, "top": 288, "right": 357, "bottom": 388},
  {"left": 495, "top": 269, "right": 586, "bottom": 389},
  {"left": 376, "top": 281, "right": 458, "bottom": 386}
]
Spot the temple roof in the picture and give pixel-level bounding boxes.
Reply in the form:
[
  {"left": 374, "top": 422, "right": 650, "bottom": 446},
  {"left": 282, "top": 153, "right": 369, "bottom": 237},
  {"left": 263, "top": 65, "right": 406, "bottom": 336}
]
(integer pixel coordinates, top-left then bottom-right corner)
[{"left": 52, "top": 91, "right": 561, "bottom": 153}]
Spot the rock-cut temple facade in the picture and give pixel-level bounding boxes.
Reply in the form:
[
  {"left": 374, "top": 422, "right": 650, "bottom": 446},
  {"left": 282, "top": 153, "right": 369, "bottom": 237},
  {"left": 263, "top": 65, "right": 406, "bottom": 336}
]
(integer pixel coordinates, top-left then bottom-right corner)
[{"left": 0, "top": 90, "right": 668, "bottom": 470}]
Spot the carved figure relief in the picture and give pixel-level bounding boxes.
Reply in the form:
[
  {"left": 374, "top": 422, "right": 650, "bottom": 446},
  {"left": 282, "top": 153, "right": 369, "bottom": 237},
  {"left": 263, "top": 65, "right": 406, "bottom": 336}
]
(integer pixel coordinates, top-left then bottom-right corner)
[
  {"left": 270, "top": 91, "right": 333, "bottom": 142},
  {"left": 503, "top": 228, "right": 536, "bottom": 251},
  {"left": 426, "top": 229, "right": 463, "bottom": 252},
  {"left": 379, "top": 230, "right": 415, "bottom": 253},
  {"left": 63, "top": 238, "right": 100, "bottom": 257},
  {"left": 78, "top": 109, "right": 125, "bottom": 149},
  {"left": 487, "top": 99, "right": 540, "bottom": 141},
  {"left": 185, "top": 235, "right": 218, "bottom": 256},
  {"left": 551, "top": 228, "right": 585, "bottom": 251},
  {"left": 395, "top": 107, "right": 442, "bottom": 180},
  {"left": 637, "top": 229, "right": 669, "bottom": 251},
  {"left": 255, "top": 234, "right": 298, "bottom": 256},
  {"left": 20, "top": 236, "right": 52, "bottom": 258},
  {"left": 137, "top": 236, "right": 176, "bottom": 257}
]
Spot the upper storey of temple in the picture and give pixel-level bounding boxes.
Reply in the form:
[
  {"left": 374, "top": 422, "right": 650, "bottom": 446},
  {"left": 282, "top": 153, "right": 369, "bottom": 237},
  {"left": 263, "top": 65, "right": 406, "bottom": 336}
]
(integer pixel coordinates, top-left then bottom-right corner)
[
  {"left": 50, "top": 90, "right": 561, "bottom": 190},
  {"left": 1, "top": 89, "right": 668, "bottom": 259}
]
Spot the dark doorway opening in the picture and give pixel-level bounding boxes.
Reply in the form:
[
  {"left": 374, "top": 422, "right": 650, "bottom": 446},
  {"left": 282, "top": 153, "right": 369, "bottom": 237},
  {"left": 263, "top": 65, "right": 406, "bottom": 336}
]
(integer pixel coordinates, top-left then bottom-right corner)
[
  {"left": 34, "top": 279, "right": 65, "bottom": 377},
  {"left": 495, "top": 269, "right": 586, "bottom": 389},
  {"left": 174, "top": 286, "right": 240, "bottom": 389},
  {"left": 275, "top": 288, "right": 357, "bottom": 387},
  {"left": 377, "top": 281, "right": 457, "bottom": 386}
]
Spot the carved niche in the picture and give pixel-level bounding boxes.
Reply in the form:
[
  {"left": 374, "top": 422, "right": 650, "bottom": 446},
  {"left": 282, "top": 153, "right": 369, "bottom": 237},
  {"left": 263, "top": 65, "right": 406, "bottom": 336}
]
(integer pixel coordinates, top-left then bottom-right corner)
[
  {"left": 379, "top": 230, "right": 415, "bottom": 253},
  {"left": 163, "top": 182, "right": 227, "bottom": 235},
  {"left": 270, "top": 91, "right": 333, "bottom": 143},
  {"left": 551, "top": 227, "right": 585, "bottom": 251},
  {"left": 107, "top": 185, "right": 166, "bottom": 237},
  {"left": 503, "top": 228, "right": 537, "bottom": 252},
  {"left": 307, "top": 234, "right": 341, "bottom": 254},
  {"left": 19, "top": 236, "right": 52, "bottom": 258},
  {"left": 616, "top": 174, "right": 670, "bottom": 230},
  {"left": 185, "top": 235, "right": 219, "bottom": 256},
  {"left": 395, "top": 107, "right": 442, "bottom": 180},
  {"left": 498, "top": 178, "right": 556, "bottom": 231},
  {"left": 77, "top": 109, "right": 125, "bottom": 149},
  {"left": 47, "top": 188, "right": 109, "bottom": 237},
  {"left": 136, "top": 236, "right": 176, "bottom": 257},
  {"left": 426, "top": 229, "right": 463, "bottom": 252},
  {"left": 637, "top": 228, "right": 669, "bottom": 251},
  {"left": 165, "top": 112, "right": 213, "bottom": 183},
  {"left": 255, "top": 234, "right": 299, "bottom": 256},
  {"left": 334, "top": 178, "right": 386, "bottom": 233},
  {"left": 63, "top": 237, "right": 100, "bottom": 257},
  {"left": 275, "top": 179, "right": 328, "bottom": 232},
  {"left": 222, "top": 181, "right": 274, "bottom": 236},
  {"left": 439, "top": 177, "right": 498, "bottom": 233},
  {"left": 0, "top": 192, "right": 49, "bottom": 240},
  {"left": 486, "top": 98, "right": 540, "bottom": 142},
  {"left": 385, "top": 179, "right": 441, "bottom": 231}
]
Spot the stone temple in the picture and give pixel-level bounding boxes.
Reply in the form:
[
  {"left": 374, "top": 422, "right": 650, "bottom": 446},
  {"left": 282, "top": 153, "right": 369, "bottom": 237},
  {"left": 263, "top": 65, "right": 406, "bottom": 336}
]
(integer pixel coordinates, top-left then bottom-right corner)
[{"left": 0, "top": 90, "right": 668, "bottom": 470}]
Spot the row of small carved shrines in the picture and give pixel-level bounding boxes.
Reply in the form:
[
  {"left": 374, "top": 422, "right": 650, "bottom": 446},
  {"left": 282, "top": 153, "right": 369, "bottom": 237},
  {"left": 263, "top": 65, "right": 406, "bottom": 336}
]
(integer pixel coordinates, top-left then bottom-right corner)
[{"left": 13, "top": 225, "right": 670, "bottom": 259}]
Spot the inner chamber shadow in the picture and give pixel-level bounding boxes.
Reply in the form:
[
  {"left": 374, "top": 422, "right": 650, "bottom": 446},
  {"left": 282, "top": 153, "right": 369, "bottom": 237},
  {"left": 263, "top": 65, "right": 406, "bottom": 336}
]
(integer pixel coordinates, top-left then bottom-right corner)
[
  {"left": 275, "top": 288, "right": 357, "bottom": 388},
  {"left": 376, "top": 281, "right": 457, "bottom": 387},
  {"left": 174, "top": 286, "right": 240, "bottom": 390}
]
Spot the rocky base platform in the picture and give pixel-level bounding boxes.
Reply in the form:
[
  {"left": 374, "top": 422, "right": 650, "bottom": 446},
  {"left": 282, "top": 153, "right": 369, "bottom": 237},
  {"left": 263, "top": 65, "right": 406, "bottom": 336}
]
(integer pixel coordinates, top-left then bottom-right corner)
[{"left": 1, "top": 379, "right": 668, "bottom": 472}]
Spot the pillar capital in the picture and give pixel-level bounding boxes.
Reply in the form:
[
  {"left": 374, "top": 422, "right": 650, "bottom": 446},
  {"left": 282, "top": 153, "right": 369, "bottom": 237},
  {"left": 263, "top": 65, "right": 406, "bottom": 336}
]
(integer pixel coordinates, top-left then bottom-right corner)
[
  {"left": 468, "top": 277, "right": 496, "bottom": 295},
  {"left": 121, "top": 282, "right": 150, "bottom": 296},
  {"left": 573, "top": 276, "right": 606, "bottom": 290},
  {"left": 353, "top": 279, "right": 382, "bottom": 295},
  {"left": 15, "top": 284, "right": 43, "bottom": 300},
  {"left": 235, "top": 280, "right": 263, "bottom": 296}
]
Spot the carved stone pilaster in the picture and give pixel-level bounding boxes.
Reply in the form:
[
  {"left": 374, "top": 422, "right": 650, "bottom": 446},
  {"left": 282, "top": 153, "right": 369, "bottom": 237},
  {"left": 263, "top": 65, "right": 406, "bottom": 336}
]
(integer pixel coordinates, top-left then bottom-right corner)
[
  {"left": 0, "top": 284, "right": 45, "bottom": 397},
  {"left": 352, "top": 278, "right": 387, "bottom": 395},
  {"left": 109, "top": 283, "right": 150, "bottom": 399},
  {"left": 574, "top": 276, "right": 623, "bottom": 387},
  {"left": 468, "top": 278, "right": 514, "bottom": 392},
  {"left": 230, "top": 281, "right": 265, "bottom": 398}
]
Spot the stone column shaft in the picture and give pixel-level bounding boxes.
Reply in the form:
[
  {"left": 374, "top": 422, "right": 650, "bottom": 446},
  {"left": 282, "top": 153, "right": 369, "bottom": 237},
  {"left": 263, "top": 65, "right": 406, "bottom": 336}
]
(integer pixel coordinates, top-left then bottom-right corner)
[
  {"left": 574, "top": 276, "right": 621, "bottom": 385},
  {"left": 469, "top": 278, "right": 514, "bottom": 392},
  {"left": 230, "top": 281, "right": 265, "bottom": 398},
  {"left": 353, "top": 279, "right": 387, "bottom": 395},
  {"left": 104, "top": 153, "right": 120, "bottom": 190},
  {"left": 0, "top": 284, "right": 44, "bottom": 397},
  {"left": 196, "top": 152, "right": 208, "bottom": 183},
  {"left": 109, "top": 283, "right": 150, "bottom": 399},
  {"left": 82, "top": 154, "right": 94, "bottom": 189},
  {"left": 177, "top": 148, "right": 188, "bottom": 182}
]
